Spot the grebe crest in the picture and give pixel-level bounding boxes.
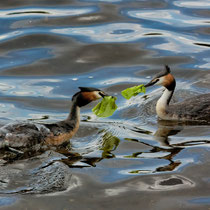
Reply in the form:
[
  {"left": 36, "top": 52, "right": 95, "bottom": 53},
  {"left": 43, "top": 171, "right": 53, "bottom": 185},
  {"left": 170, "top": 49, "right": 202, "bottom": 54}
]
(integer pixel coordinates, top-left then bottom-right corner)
[{"left": 145, "top": 66, "right": 210, "bottom": 123}]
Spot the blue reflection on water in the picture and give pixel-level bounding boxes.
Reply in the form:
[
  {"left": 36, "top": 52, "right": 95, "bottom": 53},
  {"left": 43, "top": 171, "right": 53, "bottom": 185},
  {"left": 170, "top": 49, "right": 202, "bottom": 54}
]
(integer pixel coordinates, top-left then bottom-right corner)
[
  {"left": 124, "top": 9, "right": 210, "bottom": 27},
  {"left": 100, "top": 158, "right": 170, "bottom": 182},
  {"left": 190, "top": 197, "right": 210, "bottom": 204},
  {"left": 174, "top": 0, "right": 210, "bottom": 9},
  {"left": 0, "top": 197, "right": 17, "bottom": 207},
  {"left": 0, "top": 48, "right": 53, "bottom": 71},
  {"left": 51, "top": 23, "right": 147, "bottom": 43},
  {"left": 110, "top": 29, "right": 134, "bottom": 34}
]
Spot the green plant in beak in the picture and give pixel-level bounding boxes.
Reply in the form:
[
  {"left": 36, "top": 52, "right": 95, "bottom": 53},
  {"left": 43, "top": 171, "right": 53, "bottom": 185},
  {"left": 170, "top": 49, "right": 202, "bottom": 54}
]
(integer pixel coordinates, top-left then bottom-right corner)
[
  {"left": 92, "top": 96, "right": 117, "bottom": 117},
  {"left": 121, "top": 84, "right": 146, "bottom": 99}
]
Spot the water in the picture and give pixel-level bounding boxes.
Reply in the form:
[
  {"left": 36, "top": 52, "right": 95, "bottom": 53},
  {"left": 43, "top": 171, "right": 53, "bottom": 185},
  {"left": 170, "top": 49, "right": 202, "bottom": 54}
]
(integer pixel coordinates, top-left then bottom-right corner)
[{"left": 0, "top": 0, "right": 210, "bottom": 209}]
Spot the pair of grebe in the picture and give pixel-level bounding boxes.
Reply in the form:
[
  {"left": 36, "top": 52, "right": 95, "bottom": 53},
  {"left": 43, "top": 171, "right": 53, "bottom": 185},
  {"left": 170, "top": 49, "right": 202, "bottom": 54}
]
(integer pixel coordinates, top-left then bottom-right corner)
[{"left": 0, "top": 66, "right": 209, "bottom": 150}]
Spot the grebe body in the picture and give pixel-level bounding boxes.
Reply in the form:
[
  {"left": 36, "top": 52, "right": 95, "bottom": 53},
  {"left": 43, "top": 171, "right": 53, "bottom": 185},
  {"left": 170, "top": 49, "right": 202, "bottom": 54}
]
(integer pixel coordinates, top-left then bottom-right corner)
[
  {"left": 0, "top": 87, "right": 107, "bottom": 149},
  {"left": 145, "top": 66, "right": 210, "bottom": 123}
]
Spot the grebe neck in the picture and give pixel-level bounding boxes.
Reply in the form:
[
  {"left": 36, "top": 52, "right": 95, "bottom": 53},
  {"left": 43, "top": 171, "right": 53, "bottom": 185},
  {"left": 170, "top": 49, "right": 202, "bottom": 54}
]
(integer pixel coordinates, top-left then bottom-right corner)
[
  {"left": 66, "top": 101, "right": 80, "bottom": 126},
  {"left": 156, "top": 88, "right": 174, "bottom": 119}
]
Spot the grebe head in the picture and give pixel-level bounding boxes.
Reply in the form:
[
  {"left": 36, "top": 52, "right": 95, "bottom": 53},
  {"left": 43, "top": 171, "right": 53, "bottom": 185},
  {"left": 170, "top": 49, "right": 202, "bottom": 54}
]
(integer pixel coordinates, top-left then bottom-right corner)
[
  {"left": 72, "top": 87, "right": 107, "bottom": 107},
  {"left": 145, "top": 65, "right": 176, "bottom": 91}
]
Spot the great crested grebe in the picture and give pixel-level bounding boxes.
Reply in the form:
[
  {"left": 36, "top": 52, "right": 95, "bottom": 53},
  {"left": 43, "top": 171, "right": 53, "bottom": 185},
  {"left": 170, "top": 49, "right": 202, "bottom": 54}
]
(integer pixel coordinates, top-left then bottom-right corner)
[
  {"left": 144, "top": 65, "right": 210, "bottom": 123},
  {"left": 0, "top": 87, "right": 107, "bottom": 149}
]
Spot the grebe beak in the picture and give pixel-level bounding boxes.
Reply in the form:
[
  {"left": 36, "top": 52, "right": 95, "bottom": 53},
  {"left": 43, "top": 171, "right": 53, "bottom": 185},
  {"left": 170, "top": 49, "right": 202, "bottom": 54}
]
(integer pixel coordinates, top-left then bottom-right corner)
[
  {"left": 99, "top": 91, "right": 109, "bottom": 98},
  {"left": 144, "top": 79, "right": 158, "bottom": 87}
]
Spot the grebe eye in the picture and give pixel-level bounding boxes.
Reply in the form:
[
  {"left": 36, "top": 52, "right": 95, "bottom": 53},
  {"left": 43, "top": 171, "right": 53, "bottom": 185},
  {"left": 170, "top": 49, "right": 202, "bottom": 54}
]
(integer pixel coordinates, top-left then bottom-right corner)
[{"left": 154, "top": 78, "right": 160, "bottom": 83}]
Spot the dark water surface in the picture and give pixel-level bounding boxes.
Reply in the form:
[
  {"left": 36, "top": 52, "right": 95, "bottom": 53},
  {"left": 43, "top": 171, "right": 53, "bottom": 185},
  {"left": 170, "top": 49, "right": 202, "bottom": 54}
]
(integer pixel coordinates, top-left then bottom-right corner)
[{"left": 0, "top": 0, "right": 210, "bottom": 209}]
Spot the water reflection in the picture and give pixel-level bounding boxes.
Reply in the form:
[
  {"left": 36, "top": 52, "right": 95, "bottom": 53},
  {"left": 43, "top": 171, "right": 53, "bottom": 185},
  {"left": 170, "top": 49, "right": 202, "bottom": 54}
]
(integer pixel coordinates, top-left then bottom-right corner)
[
  {"left": 104, "top": 174, "right": 194, "bottom": 196},
  {"left": 125, "top": 9, "right": 210, "bottom": 26},
  {"left": 50, "top": 23, "right": 209, "bottom": 55},
  {"left": 104, "top": 119, "right": 209, "bottom": 176},
  {"left": 0, "top": 31, "right": 23, "bottom": 42},
  {"left": 154, "top": 120, "right": 183, "bottom": 147},
  {"left": 54, "top": 119, "right": 210, "bottom": 177},
  {"left": 100, "top": 132, "right": 120, "bottom": 158},
  {"left": 0, "top": 48, "right": 52, "bottom": 71},
  {"left": 0, "top": 197, "right": 18, "bottom": 207},
  {"left": 174, "top": 1, "right": 210, "bottom": 8},
  {"left": 51, "top": 23, "right": 147, "bottom": 43},
  {"left": 0, "top": 6, "right": 98, "bottom": 18},
  {"left": 123, "top": 132, "right": 183, "bottom": 174}
]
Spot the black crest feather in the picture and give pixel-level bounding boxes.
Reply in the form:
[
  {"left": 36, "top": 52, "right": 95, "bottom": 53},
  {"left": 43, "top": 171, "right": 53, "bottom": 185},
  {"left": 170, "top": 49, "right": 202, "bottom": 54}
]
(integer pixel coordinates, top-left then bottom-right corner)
[
  {"left": 165, "top": 65, "right": 171, "bottom": 73},
  {"left": 79, "top": 87, "right": 100, "bottom": 92},
  {"left": 155, "top": 65, "right": 171, "bottom": 78}
]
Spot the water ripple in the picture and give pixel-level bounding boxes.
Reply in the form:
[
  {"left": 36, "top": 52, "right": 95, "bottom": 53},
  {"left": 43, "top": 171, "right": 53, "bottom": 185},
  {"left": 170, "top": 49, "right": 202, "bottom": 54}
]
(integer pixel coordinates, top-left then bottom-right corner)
[
  {"left": 174, "top": 0, "right": 210, "bottom": 8},
  {"left": 0, "top": 48, "right": 52, "bottom": 70},
  {"left": 51, "top": 23, "right": 149, "bottom": 43},
  {"left": 125, "top": 9, "right": 210, "bottom": 27},
  {"left": 0, "top": 6, "right": 99, "bottom": 18}
]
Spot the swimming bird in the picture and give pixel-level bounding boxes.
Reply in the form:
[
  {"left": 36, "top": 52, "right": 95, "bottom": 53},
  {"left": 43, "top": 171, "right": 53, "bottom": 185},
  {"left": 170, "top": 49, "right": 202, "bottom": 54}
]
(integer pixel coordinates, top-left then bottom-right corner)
[
  {"left": 0, "top": 87, "right": 107, "bottom": 149},
  {"left": 144, "top": 66, "right": 210, "bottom": 123}
]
